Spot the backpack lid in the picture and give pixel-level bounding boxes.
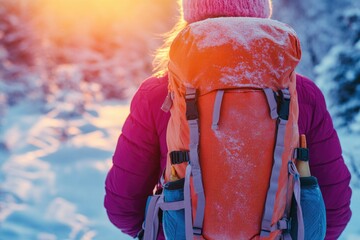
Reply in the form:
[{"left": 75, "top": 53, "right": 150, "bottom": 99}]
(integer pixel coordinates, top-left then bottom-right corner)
[{"left": 168, "top": 17, "right": 301, "bottom": 95}]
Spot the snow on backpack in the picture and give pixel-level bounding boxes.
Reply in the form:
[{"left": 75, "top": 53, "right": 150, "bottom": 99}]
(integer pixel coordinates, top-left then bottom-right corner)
[{"left": 143, "top": 17, "right": 304, "bottom": 240}]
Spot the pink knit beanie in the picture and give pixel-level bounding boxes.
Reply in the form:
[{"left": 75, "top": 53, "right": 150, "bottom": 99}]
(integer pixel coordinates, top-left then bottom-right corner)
[{"left": 182, "top": 0, "right": 273, "bottom": 23}]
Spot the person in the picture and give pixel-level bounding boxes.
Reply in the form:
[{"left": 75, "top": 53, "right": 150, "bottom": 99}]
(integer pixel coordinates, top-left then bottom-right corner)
[{"left": 104, "top": 0, "right": 352, "bottom": 239}]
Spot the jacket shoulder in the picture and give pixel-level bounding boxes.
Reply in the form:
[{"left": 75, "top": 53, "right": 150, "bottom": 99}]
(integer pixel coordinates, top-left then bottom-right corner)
[
  {"left": 137, "top": 75, "right": 168, "bottom": 95},
  {"left": 128, "top": 75, "right": 169, "bottom": 136},
  {"left": 296, "top": 74, "right": 329, "bottom": 135},
  {"left": 296, "top": 74, "right": 326, "bottom": 108},
  {"left": 129, "top": 75, "right": 168, "bottom": 118}
]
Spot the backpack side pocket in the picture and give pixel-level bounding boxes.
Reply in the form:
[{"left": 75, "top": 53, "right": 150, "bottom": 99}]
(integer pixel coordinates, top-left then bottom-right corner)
[
  {"left": 291, "top": 176, "right": 327, "bottom": 240},
  {"left": 163, "top": 178, "right": 186, "bottom": 240}
]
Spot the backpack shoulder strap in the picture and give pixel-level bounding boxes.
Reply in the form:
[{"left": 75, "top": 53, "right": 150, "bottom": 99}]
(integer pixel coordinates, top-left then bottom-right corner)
[{"left": 185, "top": 87, "right": 206, "bottom": 236}]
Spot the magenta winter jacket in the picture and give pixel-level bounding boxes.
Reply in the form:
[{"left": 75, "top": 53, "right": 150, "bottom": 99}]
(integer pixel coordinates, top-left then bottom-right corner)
[{"left": 104, "top": 74, "right": 352, "bottom": 240}]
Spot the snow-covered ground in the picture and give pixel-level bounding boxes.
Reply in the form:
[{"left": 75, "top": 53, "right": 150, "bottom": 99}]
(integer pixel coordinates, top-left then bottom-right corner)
[
  {"left": 0, "top": 99, "right": 359, "bottom": 240},
  {"left": 0, "top": 100, "right": 132, "bottom": 239}
]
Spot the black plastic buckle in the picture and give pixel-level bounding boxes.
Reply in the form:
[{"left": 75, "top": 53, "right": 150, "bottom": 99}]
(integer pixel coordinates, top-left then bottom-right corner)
[
  {"left": 193, "top": 227, "right": 203, "bottom": 236},
  {"left": 278, "top": 90, "right": 290, "bottom": 120},
  {"left": 286, "top": 218, "right": 292, "bottom": 232},
  {"left": 295, "top": 148, "right": 309, "bottom": 162},
  {"left": 186, "top": 97, "right": 199, "bottom": 120},
  {"left": 185, "top": 89, "right": 198, "bottom": 120},
  {"left": 170, "top": 151, "right": 190, "bottom": 165}
]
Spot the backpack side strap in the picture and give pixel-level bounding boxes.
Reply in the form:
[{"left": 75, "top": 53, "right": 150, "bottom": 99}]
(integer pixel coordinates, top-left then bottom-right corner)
[
  {"left": 261, "top": 88, "right": 305, "bottom": 239},
  {"left": 185, "top": 87, "right": 206, "bottom": 237},
  {"left": 264, "top": 88, "right": 279, "bottom": 119},
  {"left": 288, "top": 162, "right": 305, "bottom": 240},
  {"left": 261, "top": 89, "right": 292, "bottom": 237},
  {"left": 143, "top": 195, "right": 162, "bottom": 240}
]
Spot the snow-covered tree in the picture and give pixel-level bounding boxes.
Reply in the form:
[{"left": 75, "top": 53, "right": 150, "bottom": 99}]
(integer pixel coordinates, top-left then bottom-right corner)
[
  {"left": 272, "top": 0, "right": 360, "bottom": 78},
  {"left": 0, "top": 0, "right": 43, "bottom": 105},
  {"left": 0, "top": 0, "right": 176, "bottom": 109},
  {"left": 32, "top": 0, "right": 176, "bottom": 100},
  {"left": 316, "top": 8, "right": 360, "bottom": 132},
  {"left": 0, "top": 1, "right": 35, "bottom": 66}
]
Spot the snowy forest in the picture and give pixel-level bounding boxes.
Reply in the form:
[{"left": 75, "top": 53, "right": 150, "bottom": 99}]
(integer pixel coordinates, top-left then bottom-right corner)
[{"left": 0, "top": 0, "right": 359, "bottom": 239}]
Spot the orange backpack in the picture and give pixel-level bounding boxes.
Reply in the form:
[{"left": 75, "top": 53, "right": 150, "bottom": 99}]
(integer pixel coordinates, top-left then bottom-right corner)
[{"left": 144, "top": 17, "right": 304, "bottom": 240}]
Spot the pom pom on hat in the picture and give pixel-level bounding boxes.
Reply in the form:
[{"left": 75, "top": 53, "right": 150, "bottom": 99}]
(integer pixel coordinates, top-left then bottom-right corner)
[{"left": 182, "top": 0, "right": 272, "bottom": 23}]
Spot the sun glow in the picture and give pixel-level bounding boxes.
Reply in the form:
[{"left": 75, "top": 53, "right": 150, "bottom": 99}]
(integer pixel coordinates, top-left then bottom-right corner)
[
  {"left": 41, "top": 0, "right": 138, "bottom": 19},
  {"left": 38, "top": 0, "right": 140, "bottom": 31},
  {"left": 33, "top": 0, "right": 174, "bottom": 44},
  {"left": 9, "top": 0, "right": 176, "bottom": 87}
]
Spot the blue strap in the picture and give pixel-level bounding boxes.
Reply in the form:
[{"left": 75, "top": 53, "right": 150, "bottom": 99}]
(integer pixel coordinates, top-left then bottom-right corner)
[
  {"left": 261, "top": 89, "right": 290, "bottom": 237},
  {"left": 264, "top": 88, "right": 279, "bottom": 119},
  {"left": 184, "top": 164, "right": 194, "bottom": 239},
  {"left": 188, "top": 119, "right": 205, "bottom": 233},
  {"left": 289, "top": 162, "right": 305, "bottom": 240},
  {"left": 260, "top": 118, "right": 288, "bottom": 237},
  {"left": 159, "top": 200, "right": 185, "bottom": 211},
  {"left": 186, "top": 88, "right": 205, "bottom": 236},
  {"left": 143, "top": 195, "right": 162, "bottom": 240}
]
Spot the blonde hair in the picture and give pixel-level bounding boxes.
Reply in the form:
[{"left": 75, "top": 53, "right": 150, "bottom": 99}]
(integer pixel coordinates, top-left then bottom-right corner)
[{"left": 152, "top": 4, "right": 188, "bottom": 77}]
